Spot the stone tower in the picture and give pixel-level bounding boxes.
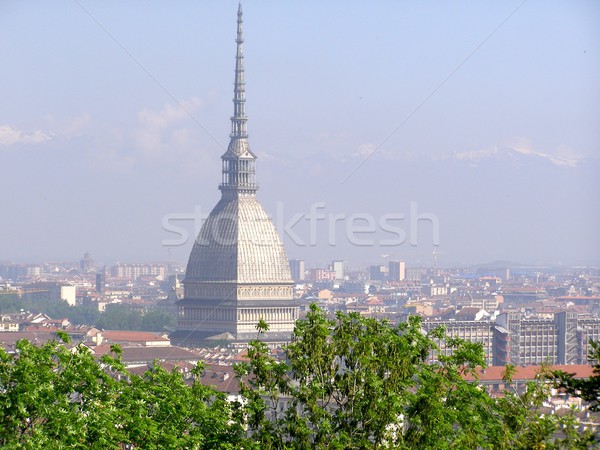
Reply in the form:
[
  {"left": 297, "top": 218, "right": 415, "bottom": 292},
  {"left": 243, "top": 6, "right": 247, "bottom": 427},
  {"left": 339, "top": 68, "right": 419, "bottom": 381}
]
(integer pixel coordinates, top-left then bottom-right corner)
[{"left": 172, "top": 4, "right": 298, "bottom": 347}]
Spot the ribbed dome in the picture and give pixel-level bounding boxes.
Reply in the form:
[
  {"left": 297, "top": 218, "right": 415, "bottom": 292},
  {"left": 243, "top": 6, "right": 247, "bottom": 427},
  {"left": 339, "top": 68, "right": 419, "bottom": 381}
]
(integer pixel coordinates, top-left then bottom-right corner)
[{"left": 185, "top": 196, "right": 292, "bottom": 284}]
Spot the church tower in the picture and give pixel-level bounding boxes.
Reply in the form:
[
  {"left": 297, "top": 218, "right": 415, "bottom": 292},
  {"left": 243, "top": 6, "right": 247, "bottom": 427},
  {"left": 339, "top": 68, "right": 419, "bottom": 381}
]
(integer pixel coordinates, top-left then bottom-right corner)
[{"left": 172, "top": 4, "right": 298, "bottom": 347}]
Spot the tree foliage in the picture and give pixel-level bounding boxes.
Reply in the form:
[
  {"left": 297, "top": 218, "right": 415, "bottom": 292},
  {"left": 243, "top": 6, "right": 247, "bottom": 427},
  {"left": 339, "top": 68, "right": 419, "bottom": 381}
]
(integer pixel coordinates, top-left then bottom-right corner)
[
  {"left": 0, "top": 294, "right": 174, "bottom": 331},
  {"left": 0, "top": 294, "right": 93, "bottom": 321},
  {"left": 95, "top": 304, "right": 175, "bottom": 331},
  {"left": 234, "top": 304, "right": 596, "bottom": 449},
  {"left": 0, "top": 304, "right": 596, "bottom": 448},
  {"left": 551, "top": 339, "right": 600, "bottom": 412},
  {"left": 0, "top": 333, "right": 243, "bottom": 449}
]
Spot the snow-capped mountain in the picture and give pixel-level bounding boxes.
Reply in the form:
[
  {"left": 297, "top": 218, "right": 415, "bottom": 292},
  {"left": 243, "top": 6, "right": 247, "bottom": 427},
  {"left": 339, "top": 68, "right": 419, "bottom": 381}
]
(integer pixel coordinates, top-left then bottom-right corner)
[
  {"left": 449, "top": 146, "right": 582, "bottom": 168},
  {"left": 258, "top": 144, "right": 599, "bottom": 266}
]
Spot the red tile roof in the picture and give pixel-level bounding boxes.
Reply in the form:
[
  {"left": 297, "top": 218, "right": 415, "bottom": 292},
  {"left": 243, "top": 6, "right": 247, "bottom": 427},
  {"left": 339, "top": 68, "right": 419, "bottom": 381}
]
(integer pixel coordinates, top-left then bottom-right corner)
[
  {"left": 92, "top": 344, "right": 199, "bottom": 362},
  {"left": 0, "top": 331, "right": 66, "bottom": 350},
  {"left": 464, "top": 364, "right": 595, "bottom": 382},
  {"left": 100, "top": 330, "right": 170, "bottom": 343}
]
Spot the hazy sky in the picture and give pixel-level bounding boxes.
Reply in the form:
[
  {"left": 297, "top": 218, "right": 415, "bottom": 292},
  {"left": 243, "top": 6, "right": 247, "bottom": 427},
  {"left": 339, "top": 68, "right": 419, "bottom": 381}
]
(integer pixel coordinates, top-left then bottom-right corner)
[{"left": 1, "top": 1, "right": 598, "bottom": 268}]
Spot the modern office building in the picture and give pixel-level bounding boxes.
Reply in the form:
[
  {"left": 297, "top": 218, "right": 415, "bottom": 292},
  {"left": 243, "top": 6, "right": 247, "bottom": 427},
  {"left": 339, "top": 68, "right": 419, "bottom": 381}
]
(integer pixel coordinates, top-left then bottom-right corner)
[
  {"left": 577, "top": 317, "right": 600, "bottom": 364},
  {"left": 369, "top": 265, "right": 387, "bottom": 281},
  {"left": 423, "top": 310, "right": 599, "bottom": 367},
  {"left": 332, "top": 260, "right": 344, "bottom": 281},
  {"left": 80, "top": 252, "right": 95, "bottom": 273},
  {"left": 110, "top": 264, "right": 166, "bottom": 281},
  {"left": 95, "top": 272, "right": 106, "bottom": 295},
  {"left": 388, "top": 260, "right": 406, "bottom": 282},
  {"left": 422, "top": 319, "right": 496, "bottom": 366},
  {"left": 289, "top": 259, "right": 305, "bottom": 282},
  {"left": 494, "top": 312, "right": 580, "bottom": 366},
  {"left": 21, "top": 282, "right": 77, "bottom": 307}
]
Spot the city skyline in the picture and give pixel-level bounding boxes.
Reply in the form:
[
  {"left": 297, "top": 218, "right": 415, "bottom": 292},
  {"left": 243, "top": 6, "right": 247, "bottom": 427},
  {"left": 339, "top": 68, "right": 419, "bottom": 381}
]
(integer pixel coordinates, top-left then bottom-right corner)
[{"left": 1, "top": 1, "right": 598, "bottom": 267}]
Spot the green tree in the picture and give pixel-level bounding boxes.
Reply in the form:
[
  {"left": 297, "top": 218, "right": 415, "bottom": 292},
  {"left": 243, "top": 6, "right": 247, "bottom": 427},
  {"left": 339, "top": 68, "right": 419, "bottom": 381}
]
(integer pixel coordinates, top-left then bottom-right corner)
[
  {"left": 235, "top": 304, "right": 590, "bottom": 449},
  {"left": 0, "top": 333, "right": 244, "bottom": 449},
  {"left": 0, "top": 293, "right": 22, "bottom": 313},
  {"left": 236, "top": 305, "right": 484, "bottom": 448},
  {"left": 112, "top": 361, "right": 244, "bottom": 449},
  {"left": 498, "top": 363, "right": 597, "bottom": 449},
  {"left": 0, "top": 294, "right": 101, "bottom": 326},
  {"left": 1, "top": 306, "right": 595, "bottom": 448},
  {"left": 139, "top": 308, "right": 176, "bottom": 331},
  {"left": 551, "top": 339, "right": 600, "bottom": 411},
  {"left": 95, "top": 303, "right": 142, "bottom": 330},
  {"left": 95, "top": 304, "right": 174, "bottom": 332},
  {"left": 0, "top": 295, "right": 172, "bottom": 331},
  {"left": 0, "top": 333, "right": 125, "bottom": 448}
]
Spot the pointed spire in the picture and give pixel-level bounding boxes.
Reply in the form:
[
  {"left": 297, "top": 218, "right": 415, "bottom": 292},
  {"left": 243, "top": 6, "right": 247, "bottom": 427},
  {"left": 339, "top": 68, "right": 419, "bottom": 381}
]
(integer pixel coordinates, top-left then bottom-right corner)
[
  {"left": 219, "top": 3, "right": 258, "bottom": 196},
  {"left": 231, "top": 2, "right": 247, "bottom": 139}
]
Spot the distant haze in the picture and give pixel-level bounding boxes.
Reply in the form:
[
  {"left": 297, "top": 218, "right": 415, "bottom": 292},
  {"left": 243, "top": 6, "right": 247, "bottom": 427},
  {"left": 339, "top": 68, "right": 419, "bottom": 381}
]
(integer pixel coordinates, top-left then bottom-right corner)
[{"left": 0, "top": 1, "right": 598, "bottom": 267}]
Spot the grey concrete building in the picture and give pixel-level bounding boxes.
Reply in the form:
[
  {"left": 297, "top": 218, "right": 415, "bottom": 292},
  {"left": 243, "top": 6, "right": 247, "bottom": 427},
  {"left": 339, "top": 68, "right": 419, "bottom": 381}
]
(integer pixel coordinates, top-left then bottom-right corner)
[
  {"left": 289, "top": 259, "right": 305, "bottom": 282},
  {"left": 422, "top": 319, "right": 496, "bottom": 366},
  {"left": 423, "top": 310, "right": 599, "bottom": 367},
  {"left": 388, "top": 260, "right": 405, "bottom": 282},
  {"left": 495, "top": 311, "right": 579, "bottom": 366}
]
